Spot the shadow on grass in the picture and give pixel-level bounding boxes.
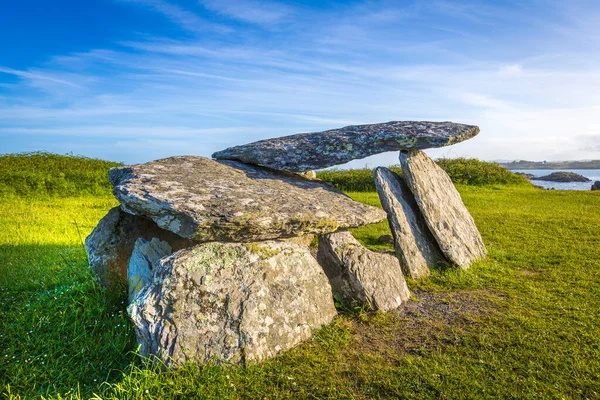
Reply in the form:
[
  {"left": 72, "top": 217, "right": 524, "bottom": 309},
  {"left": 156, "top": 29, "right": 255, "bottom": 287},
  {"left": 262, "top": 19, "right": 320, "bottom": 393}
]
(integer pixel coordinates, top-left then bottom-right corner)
[{"left": 0, "top": 244, "right": 137, "bottom": 398}]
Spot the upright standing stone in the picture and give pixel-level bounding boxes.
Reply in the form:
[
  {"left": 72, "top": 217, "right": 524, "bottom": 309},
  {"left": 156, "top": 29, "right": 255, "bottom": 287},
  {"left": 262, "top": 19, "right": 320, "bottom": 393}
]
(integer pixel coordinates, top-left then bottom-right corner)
[
  {"left": 317, "top": 231, "right": 410, "bottom": 311},
  {"left": 128, "top": 241, "right": 337, "bottom": 367},
  {"left": 374, "top": 167, "right": 445, "bottom": 278},
  {"left": 213, "top": 121, "right": 480, "bottom": 172},
  {"left": 399, "top": 150, "right": 486, "bottom": 268}
]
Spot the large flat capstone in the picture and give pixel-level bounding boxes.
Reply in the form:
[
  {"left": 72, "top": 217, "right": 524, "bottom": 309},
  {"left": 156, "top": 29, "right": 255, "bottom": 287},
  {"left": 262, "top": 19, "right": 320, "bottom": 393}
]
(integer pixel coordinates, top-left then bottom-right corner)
[
  {"left": 109, "top": 156, "right": 386, "bottom": 242},
  {"left": 128, "top": 241, "right": 337, "bottom": 366},
  {"left": 374, "top": 167, "right": 445, "bottom": 279},
  {"left": 212, "top": 121, "right": 479, "bottom": 172},
  {"left": 399, "top": 150, "right": 487, "bottom": 268}
]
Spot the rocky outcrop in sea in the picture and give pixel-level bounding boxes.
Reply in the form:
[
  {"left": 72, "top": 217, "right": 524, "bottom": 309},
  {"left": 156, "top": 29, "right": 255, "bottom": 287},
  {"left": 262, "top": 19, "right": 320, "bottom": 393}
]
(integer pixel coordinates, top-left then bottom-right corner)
[{"left": 532, "top": 172, "right": 591, "bottom": 182}]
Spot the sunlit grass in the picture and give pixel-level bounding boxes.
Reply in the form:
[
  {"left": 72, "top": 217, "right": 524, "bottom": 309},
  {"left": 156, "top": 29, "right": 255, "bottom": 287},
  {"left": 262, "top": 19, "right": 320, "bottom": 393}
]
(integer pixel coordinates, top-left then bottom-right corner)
[{"left": 1, "top": 155, "right": 600, "bottom": 398}]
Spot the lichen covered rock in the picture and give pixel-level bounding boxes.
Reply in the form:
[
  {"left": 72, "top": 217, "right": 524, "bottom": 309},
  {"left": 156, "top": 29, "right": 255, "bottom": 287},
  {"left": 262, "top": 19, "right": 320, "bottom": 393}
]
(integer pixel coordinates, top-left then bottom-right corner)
[
  {"left": 317, "top": 231, "right": 410, "bottom": 311},
  {"left": 374, "top": 167, "right": 444, "bottom": 279},
  {"left": 85, "top": 207, "right": 196, "bottom": 287},
  {"left": 399, "top": 150, "right": 486, "bottom": 268},
  {"left": 109, "top": 156, "right": 385, "bottom": 242},
  {"left": 128, "top": 241, "right": 337, "bottom": 367},
  {"left": 213, "top": 121, "right": 479, "bottom": 172}
]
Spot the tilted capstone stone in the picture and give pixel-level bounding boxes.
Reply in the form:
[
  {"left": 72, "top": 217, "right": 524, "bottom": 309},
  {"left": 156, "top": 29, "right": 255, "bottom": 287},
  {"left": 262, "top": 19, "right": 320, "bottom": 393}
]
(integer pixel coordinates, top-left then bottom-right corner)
[
  {"left": 128, "top": 240, "right": 337, "bottom": 367},
  {"left": 109, "top": 156, "right": 386, "bottom": 242},
  {"left": 399, "top": 150, "right": 487, "bottom": 268},
  {"left": 316, "top": 231, "right": 410, "bottom": 311},
  {"left": 374, "top": 167, "right": 445, "bottom": 279},
  {"left": 212, "top": 121, "right": 479, "bottom": 172}
]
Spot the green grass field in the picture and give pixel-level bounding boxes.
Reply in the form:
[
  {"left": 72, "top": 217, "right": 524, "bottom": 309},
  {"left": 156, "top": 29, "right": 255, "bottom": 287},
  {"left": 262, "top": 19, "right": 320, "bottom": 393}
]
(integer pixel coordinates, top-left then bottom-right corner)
[{"left": 1, "top": 155, "right": 600, "bottom": 399}]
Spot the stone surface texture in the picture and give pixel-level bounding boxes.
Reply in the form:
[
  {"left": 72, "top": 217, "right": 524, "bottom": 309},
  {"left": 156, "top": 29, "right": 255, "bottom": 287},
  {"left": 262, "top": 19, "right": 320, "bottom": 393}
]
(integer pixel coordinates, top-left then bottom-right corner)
[
  {"left": 399, "top": 150, "right": 487, "bottom": 268},
  {"left": 592, "top": 181, "right": 600, "bottom": 191},
  {"left": 317, "top": 231, "right": 410, "bottom": 311},
  {"left": 374, "top": 167, "right": 445, "bottom": 278},
  {"left": 128, "top": 241, "right": 337, "bottom": 366},
  {"left": 213, "top": 121, "right": 479, "bottom": 172},
  {"left": 109, "top": 156, "right": 385, "bottom": 242},
  {"left": 85, "top": 207, "right": 196, "bottom": 287},
  {"left": 127, "top": 238, "right": 172, "bottom": 303}
]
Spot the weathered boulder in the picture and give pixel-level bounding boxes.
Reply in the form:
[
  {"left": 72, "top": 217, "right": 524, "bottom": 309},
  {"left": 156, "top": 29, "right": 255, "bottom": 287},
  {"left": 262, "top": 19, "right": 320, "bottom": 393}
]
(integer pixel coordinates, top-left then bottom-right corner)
[
  {"left": 317, "top": 231, "right": 410, "bottom": 311},
  {"left": 213, "top": 121, "right": 480, "bottom": 172},
  {"left": 109, "top": 156, "right": 386, "bottom": 242},
  {"left": 374, "top": 167, "right": 444, "bottom": 278},
  {"left": 532, "top": 171, "right": 591, "bottom": 182},
  {"left": 128, "top": 241, "right": 337, "bottom": 366},
  {"left": 85, "top": 207, "right": 196, "bottom": 287},
  {"left": 592, "top": 181, "right": 600, "bottom": 191},
  {"left": 127, "top": 238, "right": 172, "bottom": 303},
  {"left": 399, "top": 151, "right": 486, "bottom": 268}
]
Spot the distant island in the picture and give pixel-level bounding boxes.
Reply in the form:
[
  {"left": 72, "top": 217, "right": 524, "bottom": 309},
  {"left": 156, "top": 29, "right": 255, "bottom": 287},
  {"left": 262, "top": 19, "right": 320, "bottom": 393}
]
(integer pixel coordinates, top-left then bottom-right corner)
[{"left": 498, "top": 160, "right": 600, "bottom": 170}]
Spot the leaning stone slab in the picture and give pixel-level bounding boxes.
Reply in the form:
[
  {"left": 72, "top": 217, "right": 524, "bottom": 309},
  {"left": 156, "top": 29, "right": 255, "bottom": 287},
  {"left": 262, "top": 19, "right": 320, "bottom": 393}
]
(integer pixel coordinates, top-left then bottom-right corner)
[
  {"left": 374, "top": 167, "right": 445, "bottom": 279},
  {"left": 399, "top": 151, "right": 487, "bottom": 267},
  {"left": 85, "top": 207, "right": 196, "bottom": 287},
  {"left": 317, "top": 231, "right": 410, "bottom": 311},
  {"left": 128, "top": 241, "right": 337, "bottom": 367},
  {"left": 127, "top": 238, "right": 172, "bottom": 303},
  {"left": 213, "top": 121, "right": 479, "bottom": 172},
  {"left": 109, "top": 156, "right": 385, "bottom": 242}
]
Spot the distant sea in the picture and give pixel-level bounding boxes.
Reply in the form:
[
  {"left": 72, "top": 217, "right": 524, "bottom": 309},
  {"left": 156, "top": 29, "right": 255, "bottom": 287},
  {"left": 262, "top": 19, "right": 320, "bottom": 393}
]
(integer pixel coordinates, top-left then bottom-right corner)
[{"left": 512, "top": 169, "right": 600, "bottom": 190}]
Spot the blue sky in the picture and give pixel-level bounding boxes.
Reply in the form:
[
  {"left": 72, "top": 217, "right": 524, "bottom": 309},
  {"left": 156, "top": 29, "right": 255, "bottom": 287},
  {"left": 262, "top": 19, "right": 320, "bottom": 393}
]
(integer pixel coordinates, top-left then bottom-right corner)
[{"left": 1, "top": 0, "right": 599, "bottom": 166}]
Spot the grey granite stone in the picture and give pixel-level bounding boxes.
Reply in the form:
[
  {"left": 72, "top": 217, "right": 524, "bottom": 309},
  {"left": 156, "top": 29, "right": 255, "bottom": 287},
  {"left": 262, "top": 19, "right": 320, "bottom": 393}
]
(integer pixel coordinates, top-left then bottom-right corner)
[
  {"left": 109, "top": 156, "right": 386, "bottom": 242},
  {"left": 85, "top": 207, "right": 196, "bottom": 288},
  {"left": 128, "top": 241, "right": 337, "bottom": 367},
  {"left": 213, "top": 121, "right": 479, "bottom": 172},
  {"left": 127, "top": 238, "right": 172, "bottom": 303},
  {"left": 317, "top": 231, "right": 410, "bottom": 311},
  {"left": 399, "top": 150, "right": 487, "bottom": 268},
  {"left": 374, "top": 167, "right": 445, "bottom": 279}
]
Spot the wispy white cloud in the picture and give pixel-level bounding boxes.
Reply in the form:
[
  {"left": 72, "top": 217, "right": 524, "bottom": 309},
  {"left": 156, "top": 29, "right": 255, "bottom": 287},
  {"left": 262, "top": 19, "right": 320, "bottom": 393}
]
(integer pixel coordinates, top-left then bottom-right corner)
[
  {"left": 117, "top": 0, "right": 231, "bottom": 33},
  {"left": 0, "top": 66, "right": 80, "bottom": 87},
  {"left": 199, "top": 0, "right": 293, "bottom": 25}
]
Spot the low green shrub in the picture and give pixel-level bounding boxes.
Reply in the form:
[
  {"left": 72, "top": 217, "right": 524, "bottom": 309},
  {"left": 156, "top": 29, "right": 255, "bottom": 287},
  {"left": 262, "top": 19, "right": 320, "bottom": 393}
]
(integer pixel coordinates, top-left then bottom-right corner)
[
  {"left": 317, "top": 158, "right": 530, "bottom": 191},
  {"left": 316, "top": 166, "right": 404, "bottom": 192},
  {"left": 436, "top": 157, "right": 530, "bottom": 186}
]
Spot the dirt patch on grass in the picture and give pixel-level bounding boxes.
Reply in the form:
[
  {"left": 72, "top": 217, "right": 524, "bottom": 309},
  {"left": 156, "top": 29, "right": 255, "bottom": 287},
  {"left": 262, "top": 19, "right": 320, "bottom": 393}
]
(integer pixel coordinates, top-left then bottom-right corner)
[{"left": 348, "top": 289, "right": 507, "bottom": 358}]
